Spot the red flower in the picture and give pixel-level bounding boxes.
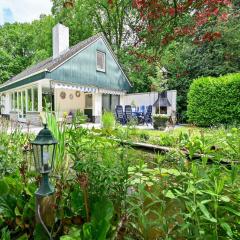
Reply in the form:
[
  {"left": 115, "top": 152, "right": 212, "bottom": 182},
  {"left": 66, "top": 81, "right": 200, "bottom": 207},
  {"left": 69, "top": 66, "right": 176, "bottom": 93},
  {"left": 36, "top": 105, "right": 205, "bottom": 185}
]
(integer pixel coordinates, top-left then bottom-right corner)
[
  {"left": 169, "top": 7, "right": 176, "bottom": 16},
  {"left": 219, "top": 13, "right": 229, "bottom": 21},
  {"left": 213, "top": 31, "right": 222, "bottom": 39}
]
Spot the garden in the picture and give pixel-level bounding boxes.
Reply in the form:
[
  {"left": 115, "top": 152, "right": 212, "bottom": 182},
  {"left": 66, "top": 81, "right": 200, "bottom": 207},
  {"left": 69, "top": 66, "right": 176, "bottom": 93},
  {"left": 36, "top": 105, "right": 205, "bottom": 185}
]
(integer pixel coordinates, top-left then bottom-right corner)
[
  {"left": 0, "top": 0, "right": 240, "bottom": 239},
  {"left": 1, "top": 111, "right": 240, "bottom": 239}
]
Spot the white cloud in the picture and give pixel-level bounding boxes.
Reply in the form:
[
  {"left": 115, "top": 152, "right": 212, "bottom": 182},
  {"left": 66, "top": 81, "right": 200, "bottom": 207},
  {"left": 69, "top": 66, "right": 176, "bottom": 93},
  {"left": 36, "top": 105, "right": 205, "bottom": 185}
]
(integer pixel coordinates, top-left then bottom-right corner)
[{"left": 0, "top": 0, "right": 52, "bottom": 25}]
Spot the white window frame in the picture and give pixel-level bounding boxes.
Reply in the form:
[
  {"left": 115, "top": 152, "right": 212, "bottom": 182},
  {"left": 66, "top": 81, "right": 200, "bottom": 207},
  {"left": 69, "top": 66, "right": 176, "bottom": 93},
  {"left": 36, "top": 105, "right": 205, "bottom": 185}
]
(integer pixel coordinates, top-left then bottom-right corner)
[
  {"left": 12, "top": 93, "right": 15, "bottom": 110},
  {"left": 96, "top": 51, "right": 106, "bottom": 72},
  {"left": 27, "top": 88, "right": 34, "bottom": 112},
  {"left": 32, "top": 87, "right": 38, "bottom": 111},
  {"left": 10, "top": 86, "right": 38, "bottom": 113}
]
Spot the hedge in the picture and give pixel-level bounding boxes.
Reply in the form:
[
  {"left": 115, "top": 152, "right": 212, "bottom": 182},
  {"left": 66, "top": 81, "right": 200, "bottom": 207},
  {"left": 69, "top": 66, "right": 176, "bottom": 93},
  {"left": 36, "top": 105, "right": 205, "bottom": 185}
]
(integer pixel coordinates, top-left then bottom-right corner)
[{"left": 187, "top": 73, "right": 240, "bottom": 127}]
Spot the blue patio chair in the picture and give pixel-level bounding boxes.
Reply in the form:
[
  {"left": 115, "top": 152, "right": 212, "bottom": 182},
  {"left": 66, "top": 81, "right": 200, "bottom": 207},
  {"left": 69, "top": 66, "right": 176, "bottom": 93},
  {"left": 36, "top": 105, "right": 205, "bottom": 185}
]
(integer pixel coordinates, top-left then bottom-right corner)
[
  {"left": 144, "top": 105, "right": 153, "bottom": 125},
  {"left": 140, "top": 105, "right": 145, "bottom": 113},
  {"left": 125, "top": 105, "right": 133, "bottom": 122},
  {"left": 132, "top": 106, "right": 136, "bottom": 113},
  {"left": 115, "top": 105, "right": 126, "bottom": 125}
]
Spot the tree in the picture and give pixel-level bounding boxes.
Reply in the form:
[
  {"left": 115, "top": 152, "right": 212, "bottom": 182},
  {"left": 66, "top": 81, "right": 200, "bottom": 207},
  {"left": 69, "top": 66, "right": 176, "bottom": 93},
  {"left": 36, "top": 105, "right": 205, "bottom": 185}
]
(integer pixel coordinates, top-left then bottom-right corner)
[
  {"left": 0, "top": 22, "right": 34, "bottom": 82},
  {"left": 31, "top": 15, "right": 56, "bottom": 63},
  {"left": 148, "top": 65, "right": 168, "bottom": 114},
  {"left": 51, "top": 0, "right": 94, "bottom": 46},
  {"left": 161, "top": 11, "right": 240, "bottom": 121},
  {"left": 51, "top": 0, "right": 132, "bottom": 51},
  {"left": 131, "top": 0, "right": 232, "bottom": 53},
  {"left": 0, "top": 49, "right": 13, "bottom": 83},
  {"left": 0, "top": 15, "right": 55, "bottom": 83},
  {"left": 118, "top": 47, "right": 159, "bottom": 92},
  {"left": 88, "top": 0, "right": 132, "bottom": 51},
  {"left": 148, "top": 65, "right": 168, "bottom": 92}
]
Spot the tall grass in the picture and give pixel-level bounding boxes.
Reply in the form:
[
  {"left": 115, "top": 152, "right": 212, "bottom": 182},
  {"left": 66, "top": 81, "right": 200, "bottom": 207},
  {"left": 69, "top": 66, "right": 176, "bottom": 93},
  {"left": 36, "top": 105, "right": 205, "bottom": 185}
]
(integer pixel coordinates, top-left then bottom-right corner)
[
  {"left": 45, "top": 112, "right": 70, "bottom": 176},
  {"left": 101, "top": 111, "right": 115, "bottom": 130}
]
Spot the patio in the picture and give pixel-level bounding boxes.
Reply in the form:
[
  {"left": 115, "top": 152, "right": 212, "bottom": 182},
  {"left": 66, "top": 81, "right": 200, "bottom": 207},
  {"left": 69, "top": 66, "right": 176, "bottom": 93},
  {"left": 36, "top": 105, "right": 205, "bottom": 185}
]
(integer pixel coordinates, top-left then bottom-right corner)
[{"left": 3, "top": 121, "right": 156, "bottom": 135}]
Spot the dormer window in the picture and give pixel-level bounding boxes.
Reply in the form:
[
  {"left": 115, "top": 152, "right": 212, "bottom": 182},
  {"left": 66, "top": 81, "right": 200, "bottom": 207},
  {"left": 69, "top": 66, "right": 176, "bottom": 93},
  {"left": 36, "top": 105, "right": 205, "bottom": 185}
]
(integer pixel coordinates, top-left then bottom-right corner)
[{"left": 96, "top": 51, "right": 106, "bottom": 72}]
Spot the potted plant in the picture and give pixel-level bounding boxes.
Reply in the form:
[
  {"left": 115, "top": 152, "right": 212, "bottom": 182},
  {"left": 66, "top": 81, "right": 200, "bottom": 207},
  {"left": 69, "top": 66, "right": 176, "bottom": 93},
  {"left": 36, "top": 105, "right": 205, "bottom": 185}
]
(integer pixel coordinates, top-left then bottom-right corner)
[{"left": 153, "top": 114, "right": 169, "bottom": 130}]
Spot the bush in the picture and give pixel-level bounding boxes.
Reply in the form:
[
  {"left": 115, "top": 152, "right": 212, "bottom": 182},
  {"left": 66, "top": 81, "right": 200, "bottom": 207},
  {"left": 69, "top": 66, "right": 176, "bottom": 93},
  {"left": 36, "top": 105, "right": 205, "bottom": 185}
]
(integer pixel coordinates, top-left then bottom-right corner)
[
  {"left": 153, "top": 114, "right": 169, "bottom": 130},
  {"left": 187, "top": 73, "right": 240, "bottom": 127}
]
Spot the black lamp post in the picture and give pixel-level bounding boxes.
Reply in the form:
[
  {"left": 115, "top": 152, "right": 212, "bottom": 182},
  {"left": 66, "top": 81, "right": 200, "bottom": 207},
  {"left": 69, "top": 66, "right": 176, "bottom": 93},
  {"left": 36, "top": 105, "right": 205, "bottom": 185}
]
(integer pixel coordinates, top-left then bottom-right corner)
[{"left": 31, "top": 124, "right": 58, "bottom": 196}]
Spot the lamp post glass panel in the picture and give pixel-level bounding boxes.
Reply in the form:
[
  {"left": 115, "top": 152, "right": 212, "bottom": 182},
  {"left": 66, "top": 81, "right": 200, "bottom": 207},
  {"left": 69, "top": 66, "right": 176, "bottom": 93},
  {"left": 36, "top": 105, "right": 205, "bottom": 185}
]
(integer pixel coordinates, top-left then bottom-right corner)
[{"left": 31, "top": 124, "right": 58, "bottom": 197}]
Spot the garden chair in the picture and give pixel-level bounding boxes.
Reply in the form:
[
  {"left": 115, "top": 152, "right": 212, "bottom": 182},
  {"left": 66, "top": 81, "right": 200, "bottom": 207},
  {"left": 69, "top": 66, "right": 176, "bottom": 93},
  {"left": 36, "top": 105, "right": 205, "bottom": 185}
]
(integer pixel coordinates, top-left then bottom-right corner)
[
  {"left": 144, "top": 105, "right": 153, "bottom": 125},
  {"left": 125, "top": 105, "right": 133, "bottom": 122},
  {"left": 115, "top": 105, "right": 126, "bottom": 125},
  {"left": 132, "top": 106, "right": 136, "bottom": 113},
  {"left": 140, "top": 105, "right": 145, "bottom": 113}
]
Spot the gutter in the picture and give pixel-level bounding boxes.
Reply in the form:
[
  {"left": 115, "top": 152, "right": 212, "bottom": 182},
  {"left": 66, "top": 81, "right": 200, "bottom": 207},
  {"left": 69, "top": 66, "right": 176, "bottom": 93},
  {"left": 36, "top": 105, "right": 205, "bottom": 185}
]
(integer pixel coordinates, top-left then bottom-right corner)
[{"left": 0, "top": 71, "right": 47, "bottom": 93}]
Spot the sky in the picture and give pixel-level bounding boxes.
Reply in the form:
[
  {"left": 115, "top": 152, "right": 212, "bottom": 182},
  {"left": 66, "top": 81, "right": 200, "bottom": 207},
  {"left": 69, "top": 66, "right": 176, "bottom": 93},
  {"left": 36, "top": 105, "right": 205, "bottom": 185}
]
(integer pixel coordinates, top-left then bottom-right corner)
[{"left": 0, "top": 0, "right": 52, "bottom": 25}]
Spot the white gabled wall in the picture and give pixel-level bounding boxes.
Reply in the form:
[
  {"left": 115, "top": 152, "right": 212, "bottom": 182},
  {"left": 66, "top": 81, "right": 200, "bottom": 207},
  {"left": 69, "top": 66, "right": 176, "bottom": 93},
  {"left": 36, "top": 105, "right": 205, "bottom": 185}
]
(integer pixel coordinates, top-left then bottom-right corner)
[
  {"left": 122, "top": 92, "right": 159, "bottom": 108},
  {"left": 167, "top": 90, "right": 177, "bottom": 115},
  {"left": 122, "top": 91, "right": 177, "bottom": 116}
]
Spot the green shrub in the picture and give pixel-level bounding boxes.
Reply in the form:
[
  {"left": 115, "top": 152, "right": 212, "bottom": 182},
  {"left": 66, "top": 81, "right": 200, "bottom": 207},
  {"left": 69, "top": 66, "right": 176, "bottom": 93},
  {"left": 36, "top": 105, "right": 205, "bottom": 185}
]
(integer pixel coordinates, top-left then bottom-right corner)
[
  {"left": 101, "top": 111, "right": 115, "bottom": 130},
  {"left": 187, "top": 73, "right": 240, "bottom": 127},
  {"left": 73, "top": 110, "right": 87, "bottom": 124},
  {"left": 153, "top": 114, "right": 169, "bottom": 130}
]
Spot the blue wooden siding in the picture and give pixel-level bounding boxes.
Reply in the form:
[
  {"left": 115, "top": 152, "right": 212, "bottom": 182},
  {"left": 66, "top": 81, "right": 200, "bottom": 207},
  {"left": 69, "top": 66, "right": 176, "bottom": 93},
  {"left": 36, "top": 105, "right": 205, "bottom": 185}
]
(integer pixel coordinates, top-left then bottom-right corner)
[{"left": 47, "top": 38, "right": 131, "bottom": 91}]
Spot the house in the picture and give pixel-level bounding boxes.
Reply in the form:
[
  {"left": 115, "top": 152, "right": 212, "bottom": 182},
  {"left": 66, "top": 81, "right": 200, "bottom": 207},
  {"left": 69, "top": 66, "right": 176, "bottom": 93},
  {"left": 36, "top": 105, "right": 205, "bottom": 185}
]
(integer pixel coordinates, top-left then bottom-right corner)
[
  {"left": 0, "top": 23, "right": 177, "bottom": 125},
  {"left": 0, "top": 23, "right": 131, "bottom": 125}
]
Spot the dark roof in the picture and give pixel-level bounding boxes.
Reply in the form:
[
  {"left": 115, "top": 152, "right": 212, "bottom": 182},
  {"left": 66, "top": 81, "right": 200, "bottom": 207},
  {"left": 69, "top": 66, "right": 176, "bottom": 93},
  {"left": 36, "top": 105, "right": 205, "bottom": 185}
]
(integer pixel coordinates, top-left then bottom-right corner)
[
  {"left": 153, "top": 97, "right": 171, "bottom": 107},
  {"left": 2, "top": 33, "right": 103, "bottom": 87}
]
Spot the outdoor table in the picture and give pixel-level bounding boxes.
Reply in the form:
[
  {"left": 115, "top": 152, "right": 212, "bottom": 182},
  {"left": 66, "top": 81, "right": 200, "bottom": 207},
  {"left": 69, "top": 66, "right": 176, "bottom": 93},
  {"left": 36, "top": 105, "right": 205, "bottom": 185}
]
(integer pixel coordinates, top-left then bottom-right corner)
[{"left": 132, "top": 111, "right": 143, "bottom": 117}]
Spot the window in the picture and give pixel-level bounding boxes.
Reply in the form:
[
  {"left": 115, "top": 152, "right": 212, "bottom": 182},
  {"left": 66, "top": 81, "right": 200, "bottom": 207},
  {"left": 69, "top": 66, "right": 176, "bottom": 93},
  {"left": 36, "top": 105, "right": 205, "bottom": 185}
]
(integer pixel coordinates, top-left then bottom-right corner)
[
  {"left": 102, "top": 94, "right": 120, "bottom": 112},
  {"left": 17, "top": 92, "right": 21, "bottom": 110},
  {"left": 11, "top": 93, "right": 14, "bottom": 110},
  {"left": 96, "top": 51, "right": 106, "bottom": 72},
  {"left": 22, "top": 91, "right": 26, "bottom": 116},
  {"left": 85, "top": 94, "right": 92, "bottom": 108},
  {"left": 42, "top": 88, "right": 54, "bottom": 111},
  {"left": 27, "top": 89, "right": 33, "bottom": 111},
  {"left": 14, "top": 92, "right": 17, "bottom": 111},
  {"left": 14, "top": 92, "right": 17, "bottom": 110},
  {"left": 33, "top": 87, "right": 38, "bottom": 111},
  {"left": 11, "top": 92, "right": 17, "bottom": 110},
  {"left": 26, "top": 87, "right": 38, "bottom": 112}
]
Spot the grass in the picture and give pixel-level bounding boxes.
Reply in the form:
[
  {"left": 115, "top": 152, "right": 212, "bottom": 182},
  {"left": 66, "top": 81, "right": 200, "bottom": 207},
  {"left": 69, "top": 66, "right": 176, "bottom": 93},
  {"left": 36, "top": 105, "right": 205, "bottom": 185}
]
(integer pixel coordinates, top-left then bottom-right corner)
[{"left": 128, "top": 126, "right": 232, "bottom": 145}]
